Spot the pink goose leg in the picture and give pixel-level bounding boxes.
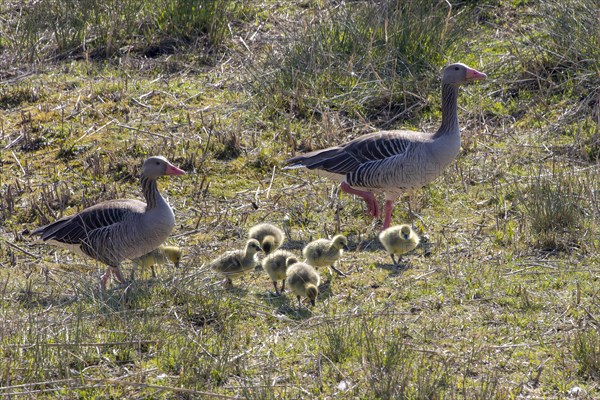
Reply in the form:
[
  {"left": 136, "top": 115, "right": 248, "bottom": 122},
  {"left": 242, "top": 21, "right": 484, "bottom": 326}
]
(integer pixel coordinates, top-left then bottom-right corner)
[
  {"left": 340, "top": 182, "right": 380, "bottom": 218},
  {"left": 383, "top": 200, "right": 394, "bottom": 229}
]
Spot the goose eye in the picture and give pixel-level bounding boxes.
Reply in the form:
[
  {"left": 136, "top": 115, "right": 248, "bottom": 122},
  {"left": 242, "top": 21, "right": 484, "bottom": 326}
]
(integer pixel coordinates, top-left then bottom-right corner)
[{"left": 454, "top": 66, "right": 459, "bottom": 70}]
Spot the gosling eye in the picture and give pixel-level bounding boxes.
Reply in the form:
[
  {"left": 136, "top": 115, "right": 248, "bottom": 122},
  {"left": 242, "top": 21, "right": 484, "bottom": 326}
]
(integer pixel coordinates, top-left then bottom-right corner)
[{"left": 454, "top": 66, "right": 459, "bottom": 70}]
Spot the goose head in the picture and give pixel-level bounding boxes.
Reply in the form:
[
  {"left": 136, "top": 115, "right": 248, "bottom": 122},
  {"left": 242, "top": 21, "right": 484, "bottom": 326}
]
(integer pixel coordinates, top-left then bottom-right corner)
[
  {"left": 142, "top": 156, "right": 186, "bottom": 179},
  {"left": 442, "top": 63, "right": 487, "bottom": 85}
]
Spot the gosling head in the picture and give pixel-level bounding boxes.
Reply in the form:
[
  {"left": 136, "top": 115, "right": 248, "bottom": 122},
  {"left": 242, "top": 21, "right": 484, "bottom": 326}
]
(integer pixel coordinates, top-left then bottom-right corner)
[
  {"left": 261, "top": 235, "right": 276, "bottom": 254},
  {"left": 332, "top": 235, "right": 349, "bottom": 251},
  {"left": 246, "top": 239, "right": 263, "bottom": 255},
  {"left": 306, "top": 285, "right": 319, "bottom": 306},
  {"left": 285, "top": 256, "right": 299, "bottom": 268},
  {"left": 163, "top": 246, "right": 183, "bottom": 268},
  {"left": 400, "top": 225, "right": 412, "bottom": 241}
]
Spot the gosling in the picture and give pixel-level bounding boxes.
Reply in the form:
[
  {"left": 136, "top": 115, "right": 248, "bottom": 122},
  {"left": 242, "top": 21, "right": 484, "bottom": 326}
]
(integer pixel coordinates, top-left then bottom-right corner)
[
  {"left": 131, "top": 245, "right": 182, "bottom": 280},
  {"left": 208, "top": 239, "right": 263, "bottom": 288},
  {"left": 378, "top": 224, "right": 420, "bottom": 266},
  {"left": 248, "top": 223, "right": 285, "bottom": 255},
  {"left": 286, "top": 262, "right": 320, "bottom": 307},
  {"left": 303, "top": 234, "right": 348, "bottom": 276},
  {"left": 262, "top": 250, "right": 299, "bottom": 295}
]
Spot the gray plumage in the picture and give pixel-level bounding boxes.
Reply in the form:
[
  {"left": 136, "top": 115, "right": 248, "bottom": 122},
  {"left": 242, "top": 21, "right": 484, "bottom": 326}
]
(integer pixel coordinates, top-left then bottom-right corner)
[
  {"left": 284, "top": 63, "right": 487, "bottom": 228},
  {"left": 378, "top": 224, "right": 419, "bottom": 266},
  {"left": 303, "top": 234, "right": 348, "bottom": 276},
  {"left": 262, "top": 250, "right": 298, "bottom": 295},
  {"left": 208, "top": 239, "right": 263, "bottom": 288},
  {"left": 31, "top": 156, "right": 185, "bottom": 289},
  {"left": 248, "top": 223, "right": 285, "bottom": 254}
]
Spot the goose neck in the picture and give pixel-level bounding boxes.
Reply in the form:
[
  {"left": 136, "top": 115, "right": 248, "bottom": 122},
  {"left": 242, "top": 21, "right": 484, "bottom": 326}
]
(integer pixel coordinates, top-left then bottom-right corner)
[
  {"left": 434, "top": 83, "right": 459, "bottom": 139},
  {"left": 141, "top": 174, "right": 161, "bottom": 209}
]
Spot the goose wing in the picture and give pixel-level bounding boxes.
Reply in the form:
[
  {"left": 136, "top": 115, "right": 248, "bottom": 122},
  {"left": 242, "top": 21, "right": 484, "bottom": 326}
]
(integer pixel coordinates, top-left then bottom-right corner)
[
  {"left": 285, "top": 130, "right": 428, "bottom": 175},
  {"left": 31, "top": 199, "right": 146, "bottom": 245}
]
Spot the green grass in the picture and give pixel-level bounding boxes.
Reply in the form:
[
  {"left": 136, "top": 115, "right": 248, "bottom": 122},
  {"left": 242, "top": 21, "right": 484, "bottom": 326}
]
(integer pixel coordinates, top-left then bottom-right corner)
[{"left": 1, "top": 0, "right": 599, "bottom": 397}]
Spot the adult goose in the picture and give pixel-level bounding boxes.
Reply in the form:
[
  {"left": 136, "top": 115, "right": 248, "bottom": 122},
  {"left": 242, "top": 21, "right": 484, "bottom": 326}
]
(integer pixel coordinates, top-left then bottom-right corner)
[
  {"left": 284, "top": 63, "right": 486, "bottom": 228},
  {"left": 31, "top": 156, "right": 185, "bottom": 289}
]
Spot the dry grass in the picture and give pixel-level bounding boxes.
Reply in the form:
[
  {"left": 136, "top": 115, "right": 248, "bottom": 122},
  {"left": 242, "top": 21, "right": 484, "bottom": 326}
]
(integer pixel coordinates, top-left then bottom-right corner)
[{"left": 1, "top": 0, "right": 599, "bottom": 398}]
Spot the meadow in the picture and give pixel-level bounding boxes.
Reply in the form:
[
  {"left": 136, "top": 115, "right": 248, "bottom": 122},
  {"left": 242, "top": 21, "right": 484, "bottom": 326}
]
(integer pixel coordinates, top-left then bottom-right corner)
[{"left": 0, "top": 0, "right": 599, "bottom": 398}]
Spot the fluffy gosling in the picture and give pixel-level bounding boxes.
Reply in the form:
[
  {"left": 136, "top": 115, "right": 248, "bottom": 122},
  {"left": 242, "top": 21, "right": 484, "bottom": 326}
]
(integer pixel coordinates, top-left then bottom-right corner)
[
  {"left": 302, "top": 234, "right": 348, "bottom": 276},
  {"left": 262, "top": 250, "right": 299, "bottom": 295},
  {"left": 131, "top": 245, "right": 182, "bottom": 280},
  {"left": 208, "top": 239, "right": 262, "bottom": 288},
  {"left": 286, "top": 262, "right": 320, "bottom": 307},
  {"left": 248, "top": 223, "right": 285, "bottom": 255},
  {"left": 378, "top": 224, "right": 420, "bottom": 266}
]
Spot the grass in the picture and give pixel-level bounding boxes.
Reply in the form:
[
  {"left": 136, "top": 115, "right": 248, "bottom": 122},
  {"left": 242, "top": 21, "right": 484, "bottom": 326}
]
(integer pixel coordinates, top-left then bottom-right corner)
[{"left": 1, "top": 0, "right": 599, "bottom": 397}]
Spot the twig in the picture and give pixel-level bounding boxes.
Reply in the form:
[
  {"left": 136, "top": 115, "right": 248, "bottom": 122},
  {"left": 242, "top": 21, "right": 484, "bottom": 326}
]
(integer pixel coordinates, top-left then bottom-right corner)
[
  {"left": 75, "top": 119, "right": 114, "bottom": 144},
  {"left": 265, "top": 165, "right": 276, "bottom": 200},
  {"left": 4, "top": 239, "right": 40, "bottom": 259},
  {"left": 11, "top": 150, "right": 26, "bottom": 175},
  {"left": 116, "top": 123, "right": 171, "bottom": 139}
]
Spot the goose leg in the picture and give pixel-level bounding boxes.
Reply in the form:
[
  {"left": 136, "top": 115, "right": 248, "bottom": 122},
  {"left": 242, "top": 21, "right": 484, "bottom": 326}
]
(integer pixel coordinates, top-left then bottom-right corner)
[
  {"left": 383, "top": 200, "right": 395, "bottom": 229},
  {"left": 330, "top": 264, "right": 348, "bottom": 277},
  {"left": 111, "top": 267, "right": 127, "bottom": 285},
  {"left": 100, "top": 267, "right": 112, "bottom": 290},
  {"left": 341, "top": 182, "right": 380, "bottom": 218}
]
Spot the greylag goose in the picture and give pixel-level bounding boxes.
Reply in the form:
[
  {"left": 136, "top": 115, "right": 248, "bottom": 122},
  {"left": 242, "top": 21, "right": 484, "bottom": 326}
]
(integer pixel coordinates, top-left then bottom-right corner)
[
  {"left": 248, "top": 223, "right": 285, "bottom": 255},
  {"left": 131, "top": 245, "right": 182, "bottom": 280},
  {"left": 31, "top": 156, "right": 185, "bottom": 289},
  {"left": 286, "top": 261, "right": 320, "bottom": 307},
  {"left": 378, "top": 224, "right": 419, "bottom": 266},
  {"left": 208, "top": 239, "right": 263, "bottom": 288},
  {"left": 262, "top": 249, "right": 298, "bottom": 295},
  {"left": 302, "top": 234, "right": 348, "bottom": 276},
  {"left": 284, "top": 63, "right": 486, "bottom": 228}
]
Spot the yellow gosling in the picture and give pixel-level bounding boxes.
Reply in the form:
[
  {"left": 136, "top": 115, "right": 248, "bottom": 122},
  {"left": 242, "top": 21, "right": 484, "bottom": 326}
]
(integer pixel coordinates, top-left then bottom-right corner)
[
  {"left": 132, "top": 245, "right": 182, "bottom": 280},
  {"left": 302, "top": 234, "right": 348, "bottom": 276},
  {"left": 286, "top": 262, "right": 320, "bottom": 307},
  {"left": 208, "top": 239, "right": 262, "bottom": 288},
  {"left": 248, "top": 223, "right": 285, "bottom": 255},
  {"left": 378, "top": 224, "right": 419, "bottom": 266},
  {"left": 262, "top": 250, "right": 299, "bottom": 295}
]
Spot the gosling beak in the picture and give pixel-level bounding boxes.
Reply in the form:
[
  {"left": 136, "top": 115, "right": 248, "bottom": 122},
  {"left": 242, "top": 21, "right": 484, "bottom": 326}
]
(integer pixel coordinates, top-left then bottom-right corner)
[{"left": 343, "top": 245, "right": 349, "bottom": 251}]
